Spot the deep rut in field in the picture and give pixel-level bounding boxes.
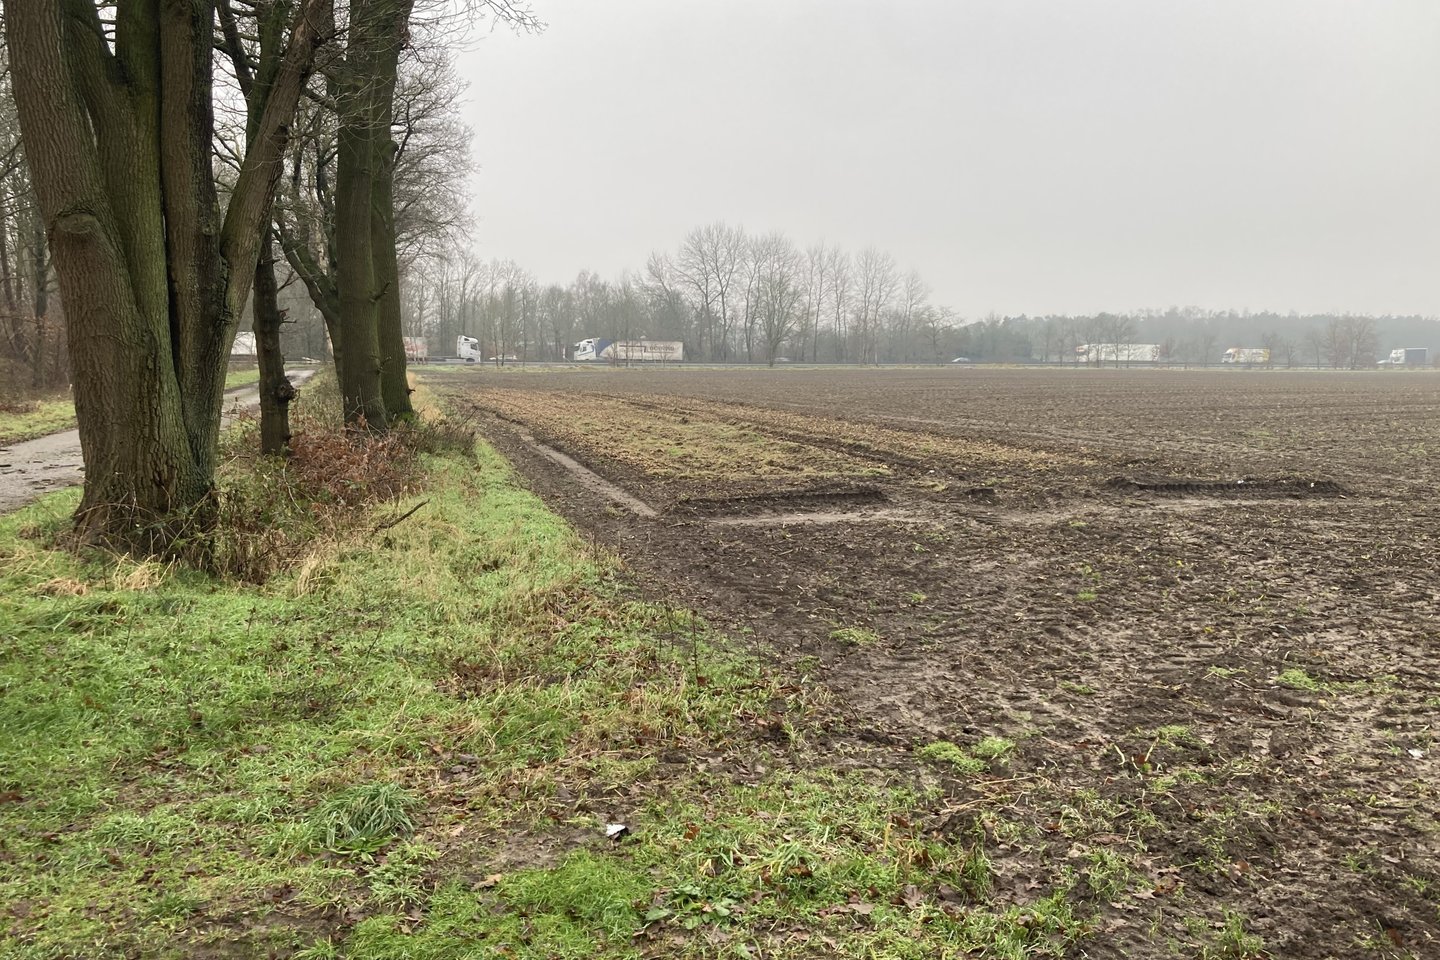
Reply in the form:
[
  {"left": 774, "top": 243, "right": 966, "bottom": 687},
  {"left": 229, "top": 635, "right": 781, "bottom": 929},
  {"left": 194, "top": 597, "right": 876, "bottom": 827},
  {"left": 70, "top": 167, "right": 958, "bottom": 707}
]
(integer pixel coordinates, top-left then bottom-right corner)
[
  {"left": 1107, "top": 476, "right": 1348, "bottom": 497},
  {"left": 516, "top": 431, "right": 660, "bottom": 518}
]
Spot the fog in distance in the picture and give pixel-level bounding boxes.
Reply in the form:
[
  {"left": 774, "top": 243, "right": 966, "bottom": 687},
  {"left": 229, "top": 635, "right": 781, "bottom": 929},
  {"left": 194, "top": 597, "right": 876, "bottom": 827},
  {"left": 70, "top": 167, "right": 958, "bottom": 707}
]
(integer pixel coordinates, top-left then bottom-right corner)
[{"left": 458, "top": 0, "right": 1439, "bottom": 317}]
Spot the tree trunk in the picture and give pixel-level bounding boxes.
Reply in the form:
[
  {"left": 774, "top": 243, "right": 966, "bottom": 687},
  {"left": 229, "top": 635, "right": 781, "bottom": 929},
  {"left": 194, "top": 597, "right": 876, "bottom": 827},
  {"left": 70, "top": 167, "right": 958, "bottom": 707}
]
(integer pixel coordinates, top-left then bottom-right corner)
[
  {"left": 9, "top": 0, "right": 201, "bottom": 539},
  {"left": 335, "top": 105, "right": 387, "bottom": 428},
  {"left": 374, "top": 134, "right": 413, "bottom": 419},
  {"left": 28, "top": 209, "right": 49, "bottom": 389},
  {"left": 254, "top": 227, "right": 295, "bottom": 455},
  {"left": 4, "top": 0, "right": 330, "bottom": 544},
  {"left": 332, "top": 0, "right": 414, "bottom": 428}
]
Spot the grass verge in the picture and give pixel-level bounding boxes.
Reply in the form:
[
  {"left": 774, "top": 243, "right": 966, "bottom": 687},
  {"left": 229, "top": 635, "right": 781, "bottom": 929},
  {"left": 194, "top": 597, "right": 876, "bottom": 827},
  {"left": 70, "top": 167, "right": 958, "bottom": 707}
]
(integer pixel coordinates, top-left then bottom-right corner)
[
  {"left": 0, "top": 369, "right": 266, "bottom": 446},
  {"left": 1, "top": 429, "right": 1102, "bottom": 959},
  {"left": 0, "top": 398, "right": 75, "bottom": 446}
]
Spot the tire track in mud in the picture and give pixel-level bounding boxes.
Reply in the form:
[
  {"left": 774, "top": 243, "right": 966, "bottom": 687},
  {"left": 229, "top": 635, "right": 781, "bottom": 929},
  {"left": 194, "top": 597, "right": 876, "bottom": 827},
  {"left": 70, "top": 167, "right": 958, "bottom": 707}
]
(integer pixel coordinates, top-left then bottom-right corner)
[{"left": 516, "top": 429, "right": 660, "bottom": 518}]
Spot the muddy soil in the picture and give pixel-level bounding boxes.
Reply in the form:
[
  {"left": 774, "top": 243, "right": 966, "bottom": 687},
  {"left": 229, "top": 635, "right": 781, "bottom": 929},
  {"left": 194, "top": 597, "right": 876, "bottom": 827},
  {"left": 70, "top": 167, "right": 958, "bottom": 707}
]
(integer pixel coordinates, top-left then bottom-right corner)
[{"left": 439, "top": 367, "right": 1440, "bottom": 959}]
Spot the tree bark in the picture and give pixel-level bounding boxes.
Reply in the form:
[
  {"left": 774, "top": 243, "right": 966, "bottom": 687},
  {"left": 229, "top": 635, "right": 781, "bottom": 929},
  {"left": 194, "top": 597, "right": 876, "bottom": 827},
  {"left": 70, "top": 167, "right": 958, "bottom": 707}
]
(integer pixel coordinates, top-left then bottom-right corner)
[
  {"left": 28, "top": 202, "right": 49, "bottom": 389},
  {"left": 224, "top": 0, "right": 300, "bottom": 456},
  {"left": 254, "top": 227, "right": 295, "bottom": 455},
  {"left": 332, "top": 0, "right": 414, "bottom": 428},
  {"left": 335, "top": 99, "right": 387, "bottom": 428},
  {"left": 374, "top": 135, "right": 413, "bottom": 419}
]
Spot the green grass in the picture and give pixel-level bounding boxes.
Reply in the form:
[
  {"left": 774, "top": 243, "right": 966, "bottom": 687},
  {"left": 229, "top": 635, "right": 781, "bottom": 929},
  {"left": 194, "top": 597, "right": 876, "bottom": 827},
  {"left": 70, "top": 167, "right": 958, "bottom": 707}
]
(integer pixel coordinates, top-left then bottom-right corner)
[
  {"left": 829, "top": 625, "right": 882, "bottom": 647},
  {"left": 1199, "top": 909, "right": 1266, "bottom": 959},
  {"left": 0, "top": 439, "right": 1100, "bottom": 958},
  {"left": 222, "top": 366, "right": 262, "bottom": 391},
  {"left": 0, "top": 369, "right": 262, "bottom": 445},
  {"left": 917, "top": 741, "right": 986, "bottom": 775},
  {"left": 1275, "top": 667, "right": 1323, "bottom": 691},
  {"left": 0, "top": 397, "right": 75, "bottom": 445}
]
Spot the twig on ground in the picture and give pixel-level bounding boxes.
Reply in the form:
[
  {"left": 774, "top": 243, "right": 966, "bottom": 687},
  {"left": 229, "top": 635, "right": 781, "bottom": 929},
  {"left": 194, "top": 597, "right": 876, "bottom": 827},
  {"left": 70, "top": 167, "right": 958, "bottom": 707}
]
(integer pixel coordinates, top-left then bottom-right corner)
[{"left": 373, "top": 500, "right": 429, "bottom": 533}]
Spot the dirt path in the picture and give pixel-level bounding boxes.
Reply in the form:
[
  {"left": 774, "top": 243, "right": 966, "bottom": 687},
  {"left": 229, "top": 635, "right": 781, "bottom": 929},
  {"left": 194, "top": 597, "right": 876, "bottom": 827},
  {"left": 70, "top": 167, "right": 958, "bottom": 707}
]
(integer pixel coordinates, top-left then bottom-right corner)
[{"left": 0, "top": 371, "right": 315, "bottom": 515}]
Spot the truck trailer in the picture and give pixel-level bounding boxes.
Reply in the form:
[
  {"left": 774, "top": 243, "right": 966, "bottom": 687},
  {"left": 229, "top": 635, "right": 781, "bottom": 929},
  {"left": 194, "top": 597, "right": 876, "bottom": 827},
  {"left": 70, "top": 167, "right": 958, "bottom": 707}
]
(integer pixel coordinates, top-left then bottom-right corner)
[
  {"left": 573, "top": 338, "right": 684, "bottom": 363},
  {"left": 1381, "top": 347, "right": 1429, "bottom": 366},
  {"left": 1221, "top": 347, "right": 1271, "bottom": 365},
  {"left": 1075, "top": 343, "right": 1161, "bottom": 364}
]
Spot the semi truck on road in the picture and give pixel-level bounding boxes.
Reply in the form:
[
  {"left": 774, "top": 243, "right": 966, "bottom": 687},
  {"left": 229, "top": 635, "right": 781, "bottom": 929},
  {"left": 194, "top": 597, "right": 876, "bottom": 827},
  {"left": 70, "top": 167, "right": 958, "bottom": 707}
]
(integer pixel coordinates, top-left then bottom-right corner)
[
  {"left": 1381, "top": 348, "right": 1429, "bottom": 366},
  {"left": 1075, "top": 343, "right": 1161, "bottom": 364},
  {"left": 1222, "top": 347, "right": 1271, "bottom": 365},
  {"left": 456, "top": 336, "right": 483, "bottom": 362},
  {"left": 573, "top": 338, "right": 684, "bottom": 363}
]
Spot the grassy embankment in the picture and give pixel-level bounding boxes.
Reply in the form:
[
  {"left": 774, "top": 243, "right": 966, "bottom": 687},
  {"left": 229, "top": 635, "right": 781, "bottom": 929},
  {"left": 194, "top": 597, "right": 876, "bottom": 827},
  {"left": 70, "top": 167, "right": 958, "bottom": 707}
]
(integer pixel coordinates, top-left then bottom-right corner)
[
  {"left": 0, "top": 368, "right": 265, "bottom": 446},
  {"left": 1, "top": 382, "right": 1111, "bottom": 959}
]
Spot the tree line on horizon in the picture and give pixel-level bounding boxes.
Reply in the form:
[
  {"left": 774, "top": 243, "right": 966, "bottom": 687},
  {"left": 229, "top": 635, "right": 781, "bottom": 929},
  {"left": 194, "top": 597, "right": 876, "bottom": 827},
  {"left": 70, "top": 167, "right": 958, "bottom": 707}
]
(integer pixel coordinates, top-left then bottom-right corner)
[{"left": 302, "top": 221, "right": 1437, "bottom": 368}]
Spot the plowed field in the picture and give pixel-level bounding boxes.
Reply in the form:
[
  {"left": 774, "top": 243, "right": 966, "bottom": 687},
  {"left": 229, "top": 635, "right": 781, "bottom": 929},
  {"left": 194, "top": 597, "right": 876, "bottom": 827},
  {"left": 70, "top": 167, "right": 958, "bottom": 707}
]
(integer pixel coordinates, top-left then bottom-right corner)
[{"left": 434, "top": 366, "right": 1440, "bottom": 959}]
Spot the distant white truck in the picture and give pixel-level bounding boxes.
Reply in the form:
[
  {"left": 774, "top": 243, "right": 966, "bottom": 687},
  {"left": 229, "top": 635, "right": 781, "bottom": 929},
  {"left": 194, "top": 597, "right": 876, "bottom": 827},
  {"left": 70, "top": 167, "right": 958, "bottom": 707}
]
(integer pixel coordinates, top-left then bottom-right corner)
[
  {"left": 1075, "top": 343, "right": 1160, "bottom": 364},
  {"left": 1222, "top": 347, "right": 1271, "bottom": 365},
  {"left": 573, "top": 338, "right": 684, "bottom": 362},
  {"left": 457, "top": 336, "right": 483, "bottom": 362},
  {"left": 1381, "top": 347, "right": 1429, "bottom": 366}
]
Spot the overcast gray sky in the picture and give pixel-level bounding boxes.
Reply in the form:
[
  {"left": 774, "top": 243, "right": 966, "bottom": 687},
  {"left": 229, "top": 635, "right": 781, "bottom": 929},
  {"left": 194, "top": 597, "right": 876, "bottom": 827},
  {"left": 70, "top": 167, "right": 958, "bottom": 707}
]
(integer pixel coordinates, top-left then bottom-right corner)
[{"left": 457, "top": 0, "right": 1439, "bottom": 317}]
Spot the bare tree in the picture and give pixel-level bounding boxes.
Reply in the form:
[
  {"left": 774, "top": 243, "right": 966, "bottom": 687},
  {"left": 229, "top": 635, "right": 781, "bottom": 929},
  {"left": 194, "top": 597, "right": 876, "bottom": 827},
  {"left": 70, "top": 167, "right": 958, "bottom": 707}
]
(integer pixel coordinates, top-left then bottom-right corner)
[
  {"left": 538, "top": 283, "right": 573, "bottom": 359},
  {"left": 798, "top": 243, "right": 830, "bottom": 363},
  {"left": 825, "top": 247, "right": 852, "bottom": 362},
  {"left": 219, "top": 0, "right": 332, "bottom": 455},
  {"left": 918, "top": 305, "right": 954, "bottom": 364},
  {"left": 1195, "top": 321, "right": 1220, "bottom": 368},
  {"left": 643, "top": 251, "right": 694, "bottom": 356},
  {"left": 1345, "top": 315, "right": 1378, "bottom": 368},
  {"left": 1303, "top": 326, "right": 1325, "bottom": 369},
  {"left": 0, "top": 47, "right": 61, "bottom": 392},
  {"left": 738, "top": 235, "right": 763, "bottom": 362},
  {"left": 1321, "top": 317, "right": 1377, "bottom": 369},
  {"left": 751, "top": 233, "right": 804, "bottom": 365},
  {"left": 276, "top": 30, "right": 472, "bottom": 405},
  {"left": 675, "top": 222, "right": 744, "bottom": 361},
  {"left": 851, "top": 247, "right": 897, "bottom": 365},
  {"left": 1098, "top": 313, "right": 1136, "bottom": 367},
  {"left": 1276, "top": 336, "right": 1299, "bottom": 368},
  {"left": 891, "top": 270, "right": 930, "bottom": 363}
]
